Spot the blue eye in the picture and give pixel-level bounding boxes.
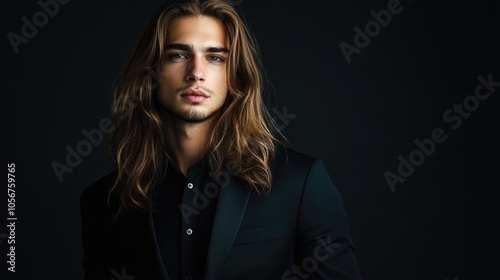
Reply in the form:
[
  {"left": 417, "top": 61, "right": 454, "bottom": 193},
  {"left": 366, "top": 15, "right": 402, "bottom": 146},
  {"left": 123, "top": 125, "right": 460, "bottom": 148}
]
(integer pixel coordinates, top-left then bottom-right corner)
[
  {"left": 208, "top": 56, "right": 224, "bottom": 62},
  {"left": 169, "top": 53, "right": 187, "bottom": 59}
]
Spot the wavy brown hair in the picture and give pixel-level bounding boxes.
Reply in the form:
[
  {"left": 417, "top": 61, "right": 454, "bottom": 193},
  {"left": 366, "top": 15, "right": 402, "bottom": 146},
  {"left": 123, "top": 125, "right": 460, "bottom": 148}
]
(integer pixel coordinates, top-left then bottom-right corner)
[{"left": 108, "top": 0, "right": 283, "bottom": 213}]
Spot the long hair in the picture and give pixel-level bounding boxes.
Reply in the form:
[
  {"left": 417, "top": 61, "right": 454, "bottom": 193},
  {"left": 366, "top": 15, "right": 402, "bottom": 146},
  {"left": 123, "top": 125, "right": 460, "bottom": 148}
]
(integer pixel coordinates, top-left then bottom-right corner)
[{"left": 109, "top": 0, "right": 283, "bottom": 213}]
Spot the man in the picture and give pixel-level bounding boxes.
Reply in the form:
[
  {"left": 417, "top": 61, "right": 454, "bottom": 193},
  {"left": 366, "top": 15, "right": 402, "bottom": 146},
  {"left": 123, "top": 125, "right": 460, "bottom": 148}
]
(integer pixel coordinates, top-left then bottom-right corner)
[{"left": 80, "top": 0, "right": 362, "bottom": 279}]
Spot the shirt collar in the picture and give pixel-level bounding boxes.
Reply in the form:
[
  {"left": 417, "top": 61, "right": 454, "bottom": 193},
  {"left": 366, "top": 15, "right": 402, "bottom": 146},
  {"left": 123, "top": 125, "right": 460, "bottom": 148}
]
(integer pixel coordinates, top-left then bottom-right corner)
[{"left": 167, "top": 154, "right": 208, "bottom": 180}]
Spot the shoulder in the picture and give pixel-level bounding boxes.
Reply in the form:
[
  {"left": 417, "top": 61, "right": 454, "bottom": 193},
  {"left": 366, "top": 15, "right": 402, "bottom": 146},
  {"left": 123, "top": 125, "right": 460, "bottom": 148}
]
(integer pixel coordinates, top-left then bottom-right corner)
[
  {"left": 274, "top": 146, "right": 322, "bottom": 170},
  {"left": 272, "top": 146, "right": 329, "bottom": 180},
  {"left": 80, "top": 169, "right": 118, "bottom": 209},
  {"left": 79, "top": 170, "right": 123, "bottom": 230}
]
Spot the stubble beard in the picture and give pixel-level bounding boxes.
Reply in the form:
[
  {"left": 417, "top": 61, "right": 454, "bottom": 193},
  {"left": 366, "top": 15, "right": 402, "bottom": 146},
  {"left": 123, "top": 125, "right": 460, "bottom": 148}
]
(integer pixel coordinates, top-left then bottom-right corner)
[{"left": 166, "top": 103, "right": 221, "bottom": 123}]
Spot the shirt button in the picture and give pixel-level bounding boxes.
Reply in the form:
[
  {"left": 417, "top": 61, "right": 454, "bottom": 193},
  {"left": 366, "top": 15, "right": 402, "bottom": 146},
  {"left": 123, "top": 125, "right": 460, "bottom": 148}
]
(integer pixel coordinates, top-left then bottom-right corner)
[
  {"left": 186, "top": 228, "right": 193, "bottom": 235},
  {"left": 187, "top": 183, "right": 194, "bottom": 189}
]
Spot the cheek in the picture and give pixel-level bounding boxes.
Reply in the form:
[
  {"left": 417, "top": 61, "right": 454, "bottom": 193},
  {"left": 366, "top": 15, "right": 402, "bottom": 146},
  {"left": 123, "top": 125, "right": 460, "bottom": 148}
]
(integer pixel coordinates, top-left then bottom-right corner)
[
  {"left": 159, "top": 69, "right": 175, "bottom": 83},
  {"left": 215, "top": 69, "right": 227, "bottom": 92},
  {"left": 157, "top": 79, "right": 176, "bottom": 105},
  {"left": 158, "top": 69, "right": 179, "bottom": 92},
  {"left": 160, "top": 63, "right": 184, "bottom": 81}
]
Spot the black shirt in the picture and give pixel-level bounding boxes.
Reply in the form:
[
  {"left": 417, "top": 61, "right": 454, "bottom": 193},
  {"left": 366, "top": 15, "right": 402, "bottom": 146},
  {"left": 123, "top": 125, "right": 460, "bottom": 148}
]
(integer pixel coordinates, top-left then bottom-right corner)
[{"left": 151, "top": 158, "right": 220, "bottom": 280}]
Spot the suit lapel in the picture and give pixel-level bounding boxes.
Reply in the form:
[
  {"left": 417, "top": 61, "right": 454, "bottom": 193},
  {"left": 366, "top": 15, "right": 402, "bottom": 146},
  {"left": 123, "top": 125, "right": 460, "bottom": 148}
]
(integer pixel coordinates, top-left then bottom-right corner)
[{"left": 203, "top": 177, "right": 251, "bottom": 280}]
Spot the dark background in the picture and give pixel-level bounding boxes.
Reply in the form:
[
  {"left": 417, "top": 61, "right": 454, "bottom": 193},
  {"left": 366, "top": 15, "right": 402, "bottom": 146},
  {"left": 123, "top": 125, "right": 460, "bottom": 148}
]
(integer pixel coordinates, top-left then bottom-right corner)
[{"left": 2, "top": 0, "right": 499, "bottom": 279}]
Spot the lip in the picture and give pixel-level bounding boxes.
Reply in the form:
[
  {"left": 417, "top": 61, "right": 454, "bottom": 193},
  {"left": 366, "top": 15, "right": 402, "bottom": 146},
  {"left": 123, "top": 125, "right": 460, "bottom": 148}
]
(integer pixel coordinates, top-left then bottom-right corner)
[
  {"left": 181, "top": 88, "right": 209, "bottom": 103},
  {"left": 181, "top": 88, "right": 209, "bottom": 97}
]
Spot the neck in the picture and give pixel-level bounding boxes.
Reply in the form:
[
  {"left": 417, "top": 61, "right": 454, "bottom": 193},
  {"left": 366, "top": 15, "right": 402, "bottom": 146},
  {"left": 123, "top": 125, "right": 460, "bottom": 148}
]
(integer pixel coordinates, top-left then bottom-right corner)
[{"left": 164, "top": 116, "right": 212, "bottom": 176}]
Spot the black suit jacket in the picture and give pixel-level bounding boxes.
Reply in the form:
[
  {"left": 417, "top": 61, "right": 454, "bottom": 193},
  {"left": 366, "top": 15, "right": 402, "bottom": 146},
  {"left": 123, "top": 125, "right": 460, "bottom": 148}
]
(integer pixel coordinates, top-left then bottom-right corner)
[{"left": 80, "top": 149, "right": 362, "bottom": 279}]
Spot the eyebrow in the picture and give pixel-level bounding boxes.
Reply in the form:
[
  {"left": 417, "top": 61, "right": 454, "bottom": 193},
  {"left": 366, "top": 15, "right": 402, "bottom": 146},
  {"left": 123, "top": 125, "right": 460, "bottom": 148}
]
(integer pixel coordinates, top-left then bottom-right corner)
[{"left": 165, "top": 43, "right": 229, "bottom": 53}]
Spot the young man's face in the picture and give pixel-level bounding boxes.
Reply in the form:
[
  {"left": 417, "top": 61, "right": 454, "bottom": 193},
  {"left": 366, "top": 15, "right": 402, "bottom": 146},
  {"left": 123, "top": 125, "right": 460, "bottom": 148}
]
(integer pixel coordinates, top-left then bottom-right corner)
[{"left": 157, "top": 15, "right": 229, "bottom": 123}]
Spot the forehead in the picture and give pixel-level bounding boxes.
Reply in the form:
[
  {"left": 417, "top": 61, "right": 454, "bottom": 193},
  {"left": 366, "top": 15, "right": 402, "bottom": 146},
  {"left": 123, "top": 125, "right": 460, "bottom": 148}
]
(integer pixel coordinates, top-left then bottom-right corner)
[{"left": 166, "top": 15, "right": 228, "bottom": 48}]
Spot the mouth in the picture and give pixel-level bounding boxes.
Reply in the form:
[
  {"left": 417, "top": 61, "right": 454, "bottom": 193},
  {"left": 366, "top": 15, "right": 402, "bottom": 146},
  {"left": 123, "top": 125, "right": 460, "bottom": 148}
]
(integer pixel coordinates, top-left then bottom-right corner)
[{"left": 181, "top": 88, "right": 209, "bottom": 103}]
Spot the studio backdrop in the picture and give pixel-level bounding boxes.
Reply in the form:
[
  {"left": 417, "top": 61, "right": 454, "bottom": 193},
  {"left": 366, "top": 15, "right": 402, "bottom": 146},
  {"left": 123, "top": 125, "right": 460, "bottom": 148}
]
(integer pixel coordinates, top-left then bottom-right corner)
[{"left": 3, "top": 0, "right": 499, "bottom": 279}]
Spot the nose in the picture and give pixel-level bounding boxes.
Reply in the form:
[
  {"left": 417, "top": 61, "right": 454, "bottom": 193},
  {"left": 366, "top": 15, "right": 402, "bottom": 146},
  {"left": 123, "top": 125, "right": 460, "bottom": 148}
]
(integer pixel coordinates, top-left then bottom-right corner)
[{"left": 185, "top": 55, "right": 205, "bottom": 83}]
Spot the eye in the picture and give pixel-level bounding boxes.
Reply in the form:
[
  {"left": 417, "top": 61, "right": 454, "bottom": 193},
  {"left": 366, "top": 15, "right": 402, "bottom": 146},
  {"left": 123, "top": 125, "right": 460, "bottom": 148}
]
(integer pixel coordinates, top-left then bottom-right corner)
[
  {"left": 168, "top": 53, "right": 188, "bottom": 60},
  {"left": 207, "top": 55, "right": 224, "bottom": 62}
]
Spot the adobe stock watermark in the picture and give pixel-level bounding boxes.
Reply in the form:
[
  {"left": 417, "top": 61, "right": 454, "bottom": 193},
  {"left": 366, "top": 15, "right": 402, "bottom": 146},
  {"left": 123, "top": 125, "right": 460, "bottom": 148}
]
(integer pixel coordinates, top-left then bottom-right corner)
[
  {"left": 272, "top": 106, "right": 297, "bottom": 133},
  {"left": 7, "top": 0, "right": 71, "bottom": 54},
  {"left": 384, "top": 73, "right": 499, "bottom": 192},
  {"left": 339, "top": 0, "right": 410, "bottom": 64},
  {"left": 51, "top": 67, "right": 161, "bottom": 183},
  {"left": 110, "top": 267, "right": 135, "bottom": 280},
  {"left": 179, "top": 159, "right": 241, "bottom": 224},
  {"left": 230, "top": 0, "right": 244, "bottom": 6},
  {"left": 281, "top": 235, "right": 341, "bottom": 280}
]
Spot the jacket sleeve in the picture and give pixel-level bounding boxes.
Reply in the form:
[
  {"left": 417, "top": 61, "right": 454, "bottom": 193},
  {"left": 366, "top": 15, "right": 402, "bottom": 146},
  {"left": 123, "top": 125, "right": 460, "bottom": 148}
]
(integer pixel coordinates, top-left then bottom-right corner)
[
  {"left": 80, "top": 182, "right": 164, "bottom": 280},
  {"left": 293, "top": 159, "right": 362, "bottom": 280},
  {"left": 80, "top": 186, "right": 114, "bottom": 280}
]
